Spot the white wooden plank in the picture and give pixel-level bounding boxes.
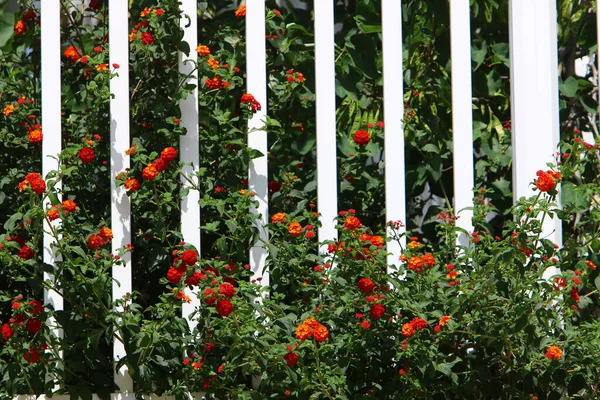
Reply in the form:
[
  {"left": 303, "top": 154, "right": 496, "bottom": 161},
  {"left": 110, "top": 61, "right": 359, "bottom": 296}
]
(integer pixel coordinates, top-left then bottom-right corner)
[
  {"left": 41, "top": 0, "right": 63, "bottom": 391},
  {"left": 314, "top": 0, "right": 338, "bottom": 248},
  {"left": 246, "top": 0, "right": 270, "bottom": 288},
  {"left": 109, "top": 1, "right": 133, "bottom": 393},
  {"left": 450, "top": 0, "right": 475, "bottom": 246},
  {"left": 179, "top": 0, "right": 201, "bottom": 333},
  {"left": 598, "top": 4, "right": 600, "bottom": 118},
  {"left": 509, "top": 0, "right": 562, "bottom": 276},
  {"left": 381, "top": 0, "right": 406, "bottom": 270}
]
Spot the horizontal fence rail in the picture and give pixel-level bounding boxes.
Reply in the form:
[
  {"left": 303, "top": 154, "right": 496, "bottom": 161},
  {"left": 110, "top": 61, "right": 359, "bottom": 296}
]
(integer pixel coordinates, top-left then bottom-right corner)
[{"left": 19, "top": 0, "right": 569, "bottom": 397}]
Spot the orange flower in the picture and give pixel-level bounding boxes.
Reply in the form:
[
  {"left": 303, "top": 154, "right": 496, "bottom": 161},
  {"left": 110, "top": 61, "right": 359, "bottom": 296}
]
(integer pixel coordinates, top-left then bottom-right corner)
[
  {"left": 407, "top": 240, "right": 420, "bottom": 249},
  {"left": 196, "top": 45, "right": 210, "bottom": 56},
  {"left": 125, "top": 178, "right": 141, "bottom": 192},
  {"left": 234, "top": 5, "right": 246, "bottom": 17},
  {"left": 99, "top": 227, "right": 113, "bottom": 242},
  {"left": 142, "top": 164, "right": 159, "bottom": 181},
  {"left": 3, "top": 104, "right": 15, "bottom": 117},
  {"left": 47, "top": 206, "right": 59, "bottom": 221},
  {"left": 535, "top": 170, "right": 561, "bottom": 192},
  {"left": 422, "top": 253, "right": 436, "bottom": 267},
  {"left": 207, "top": 57, "right": 220, "bottom": 70},
  {"left": 439, "top": 316, "right": 451, "bottom": 326},
  {"left": 545, "top": 346, "right": 562, "bottom": 360},
  {"left": 343, "top": 216, "right": 361, "bottom": 230},
  {"left": 14, "top": 20, "right": 27, "bottom": 35},
  {"left": 295, "top": 323, "right": 312, "bottom": 341},
  {"left": 61, "top": 199, "right": 77, "bottom": 214},
  {"left": 313, "top": 324, "right": 329, "bottom": 343},
  {"left": 401, "top": 322, "right": 415, "bottom": 338},
  {"left": 585, "top": 260, "right": 597, "bottom": 271},
  {"left": 303, "top": 317, "right": 320, "bottom": 328},
  {"left": 140, "top": 7, "right": 151, "bottom": 17},
  {"left": 288, "top": 222, "right": 302, "bottom": 237},
  {"left": 271, "top": 212, "right": 287, "bottom": 224},
  {"left": 96, "top": 63, "right": 108, "bottom": 71},
  {"left": 28, "top": 129, "right": 43, "bottom": 144},
  {"left": 64, "top": 45, "right": 80, "bottom": 62},
  {"left": 407, "top": 256, "right": 424, "bottom": 272}
]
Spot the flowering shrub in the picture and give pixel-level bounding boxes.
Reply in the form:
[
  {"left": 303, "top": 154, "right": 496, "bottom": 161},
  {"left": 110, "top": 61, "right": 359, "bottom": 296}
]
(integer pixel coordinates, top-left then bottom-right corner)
[{"left": 1, "top": 1, "right": 600, "bottom": 399}]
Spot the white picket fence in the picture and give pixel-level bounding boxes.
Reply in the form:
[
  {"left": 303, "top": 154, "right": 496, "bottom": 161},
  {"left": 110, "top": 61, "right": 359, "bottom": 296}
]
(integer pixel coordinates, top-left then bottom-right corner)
[{"left": 26, "top": 0, "right": 586, "bottom": 397}]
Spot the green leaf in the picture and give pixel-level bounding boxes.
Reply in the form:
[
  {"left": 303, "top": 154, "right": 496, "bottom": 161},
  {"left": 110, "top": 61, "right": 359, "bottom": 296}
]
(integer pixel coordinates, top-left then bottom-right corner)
[
  {"left": 559, "top": 76, "right": 579, "bottom": 98},
  {"left": 4, "top": 212, "right": 22, "bottom": 232}
]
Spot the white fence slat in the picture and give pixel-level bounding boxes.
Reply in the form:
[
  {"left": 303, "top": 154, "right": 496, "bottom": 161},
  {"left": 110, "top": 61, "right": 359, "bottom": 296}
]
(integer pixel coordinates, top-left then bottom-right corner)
[
  {"left": 314, "top": 0, "right": 338, "bottom": 248},
  {"left": 381, "top": 0, "right": 406, "bottom": 270},
  {"left": 178, "top": 0, "right": 201, "bottom": 332},
  {"left": 109, "top": 2, "right": 133, "bottom": 393},
  {"left": 597, "top": 4, "right": 600, "bottom": 118},
  {"left": 450, "top": 0, "right": 475, "bottom": 245},
  {"left": 41, "top": 0, "right": 63, "bottom": 390},
  {"left": 509, "top": 0, "right": 562, "bottom": 271},
  {"left": 246, "top": 0, "right": 270, "bottom": 287}
]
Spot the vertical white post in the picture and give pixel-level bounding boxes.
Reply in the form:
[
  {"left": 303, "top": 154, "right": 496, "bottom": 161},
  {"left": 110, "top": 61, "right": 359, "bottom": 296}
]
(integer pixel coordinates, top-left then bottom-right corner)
[
  {"left": 109, "top": 2, "right": 133, "bottom": 394},
  {"left": 179, "top": 0, "right": 201, "bottom": 332},
  {"left": 450, "top": 0, "right": 474, "bottom": 244},
  {"left": 381, "top": 0, "right": 406, "bottom": 270},
  {"left": 509, "top": 0, "right": 562, "bottom": 256},
  {"left": 41, "top": 0, "right": 63, "bottom": 391},
  {"left": 314, "top": 1, "right": 338, "bottom": 248},
  {"left": 597, "top": 3, "right": 600, "bottom": 119},
  {"left": 246, "top": 0, "right": 270, "bottom": 288}
]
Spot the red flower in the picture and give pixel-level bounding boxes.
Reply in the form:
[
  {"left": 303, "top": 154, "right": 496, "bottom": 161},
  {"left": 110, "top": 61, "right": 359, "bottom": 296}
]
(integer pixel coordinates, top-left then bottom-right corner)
[
  {"left": 29, "top": 300, "right": 43, "bottom": 315},
  {"left": 1, "top": 324, "right": 13, "bottom": 341},
  {"left": 218, "top": 283, "right": 236, "bottom": 299},
  {"left": 24, "top": 347, "right": 40, "bottom": 364},
  {"left": 87, "top": 234, "right": 104, "bottom": 250},
  {"left": 283, "top": 352, "right": 298, "bottom": 367},
  {"left": 240, "top": 93, "right": 261, "bottom": 113},
  {"left": 18, "top": 245, "right": 34, "bottom": 260},
  {"left": 161, "top": 147, "right": 178, "bottom": 163},
  {"left": 185, "top": 271, "right": 206, "bottom": 286},
  {"left": 357, "top": 278, "right": 375, "bottom": 294},
  {"left": 141, "top": 32, "right": 154, "bottom": 45},
  {"left": 216, "top": 299, "right": 234, "bottom": 317},
  {"left": 410, "top": 317, "right": 427, "bottom": 330},
  {"left": 369, "top": 304, "right": 385, "bottom": 319},
  {"left": 26, "top": 318, "right": 42, "bottom": 334},
  {"left": 353, "top": 130, "right": 370, "bottom": 146},
  {"left": 204, "top": 288, "right": 217, "bottom": 305},
  {"left": 181, "top": 249, "right": 198, "bottom": 266},
  {"left": 79, "top": 147, "right": 95, "bottom": 164},
  {"left": 166, "top": 267, "right": 184, "bottom": 284},
  {"left": 360, "top": 320, "right": 371, "bottom": 329}
]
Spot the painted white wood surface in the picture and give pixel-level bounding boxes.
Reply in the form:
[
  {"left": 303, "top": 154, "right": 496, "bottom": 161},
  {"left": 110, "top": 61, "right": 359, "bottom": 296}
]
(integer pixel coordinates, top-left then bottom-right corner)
[
  {"left": 450, "top": 0, "right": 475, "bottom": 245},
  {"left": 381, "top": 0, "right": 406, "bottom": 270},
  {"left": 41, "top": 0, "right": 63, "bottom": 390},
  {"left": 314, "top": 0, "right": 338, "bottom": 249},
  {"left": 509, "top": 0, "right": 562, "bottom": 280},
  {"left": 246, "top": 0, "right": 270, "bottom": 288},
  {"left": 178, "top": 0, "right": 201, "bottom": 332},
  {"left": 109, "top": 1, "right": 133, "bottom": 392}
]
